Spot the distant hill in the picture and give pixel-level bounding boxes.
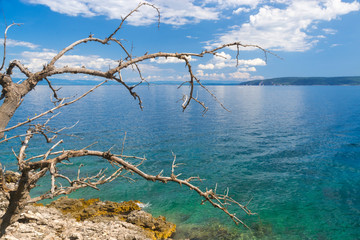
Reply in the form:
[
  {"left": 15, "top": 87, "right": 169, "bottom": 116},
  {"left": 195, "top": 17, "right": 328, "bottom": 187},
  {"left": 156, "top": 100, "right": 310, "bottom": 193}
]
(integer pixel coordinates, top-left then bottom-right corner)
[
  {"left": 13, "top": 76, "right": 360, "bottom": 86},
  {"left": 239, "top": 77, "right": 360, "bottom": 86}
]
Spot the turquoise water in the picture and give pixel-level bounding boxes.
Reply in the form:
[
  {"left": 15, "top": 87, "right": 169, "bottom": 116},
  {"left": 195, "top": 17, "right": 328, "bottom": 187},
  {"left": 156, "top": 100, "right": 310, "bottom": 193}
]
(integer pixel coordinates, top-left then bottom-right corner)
[{"left": 1, "top": 85, "right": 360, "bottom": 239}]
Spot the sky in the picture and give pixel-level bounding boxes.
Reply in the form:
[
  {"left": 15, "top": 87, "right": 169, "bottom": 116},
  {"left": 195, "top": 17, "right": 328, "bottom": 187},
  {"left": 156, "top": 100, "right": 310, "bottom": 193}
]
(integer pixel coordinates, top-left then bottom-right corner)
[{"left": 1, "top": 0, "right": 360, "bottom": 82}]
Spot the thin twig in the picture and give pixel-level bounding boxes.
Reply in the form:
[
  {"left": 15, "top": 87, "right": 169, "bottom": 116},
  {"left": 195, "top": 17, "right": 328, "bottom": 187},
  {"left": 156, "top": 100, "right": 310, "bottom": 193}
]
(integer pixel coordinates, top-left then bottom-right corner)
[{"left": 0, "top": 23, "right": 22, "bottom": 71}]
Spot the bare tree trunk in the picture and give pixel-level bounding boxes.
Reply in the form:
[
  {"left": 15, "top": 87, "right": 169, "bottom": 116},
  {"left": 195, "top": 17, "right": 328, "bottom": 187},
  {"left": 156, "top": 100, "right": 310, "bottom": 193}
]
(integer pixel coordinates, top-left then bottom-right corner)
[
  {"left": 0, "top": 75, "right": 23, "bottom": 139},
  {"left": 0, "top": 95, "right": 21, "bottom": 139},
  {"left": 0, "top": 172, "right": 31, "bottom": 237}
]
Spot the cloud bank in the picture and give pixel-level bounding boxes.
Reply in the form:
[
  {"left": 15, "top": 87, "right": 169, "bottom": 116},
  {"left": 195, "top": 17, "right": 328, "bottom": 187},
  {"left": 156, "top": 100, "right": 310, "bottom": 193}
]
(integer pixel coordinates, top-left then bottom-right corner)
[
  {"left": 25, "top": 0, "right": 360, "bottom": 53},
  {"left": 209, "top": 0, "right": 360, "bottom": 52}
]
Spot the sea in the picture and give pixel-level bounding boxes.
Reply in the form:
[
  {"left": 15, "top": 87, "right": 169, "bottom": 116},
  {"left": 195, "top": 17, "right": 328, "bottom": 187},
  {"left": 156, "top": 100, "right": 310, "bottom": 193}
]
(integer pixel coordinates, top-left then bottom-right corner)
[{"left": 1, "top": 84, "right": 359, "bottom": 239}]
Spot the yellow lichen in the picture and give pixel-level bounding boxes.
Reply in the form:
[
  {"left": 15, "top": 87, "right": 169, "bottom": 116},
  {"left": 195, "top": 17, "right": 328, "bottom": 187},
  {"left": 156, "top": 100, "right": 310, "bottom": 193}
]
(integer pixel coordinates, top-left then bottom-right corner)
[
  {"left": 46, "top": 197, "right": 175, "bottom": 239},
  {"left": 47, "top": 197, "right": 141, "bottom": 221},
  {"left": 32, "top": 202, "right": 44, "bottom": 207},
  {"left": 153, "top": 222, "right": 177, "bottom": 239}
]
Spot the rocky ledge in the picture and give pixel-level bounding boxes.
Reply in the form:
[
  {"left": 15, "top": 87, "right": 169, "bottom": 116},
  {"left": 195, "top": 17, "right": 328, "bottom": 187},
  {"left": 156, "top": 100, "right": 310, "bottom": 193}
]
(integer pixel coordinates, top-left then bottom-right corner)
[{"left": 0, "top": 172, "right": 176, "bottom": 240}]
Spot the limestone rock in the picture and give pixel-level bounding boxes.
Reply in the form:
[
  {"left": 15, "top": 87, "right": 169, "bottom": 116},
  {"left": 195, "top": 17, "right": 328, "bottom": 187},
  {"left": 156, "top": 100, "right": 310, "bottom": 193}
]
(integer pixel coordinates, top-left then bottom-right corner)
[
  {"left": 4, "top": 171, "right": 20, "bottom": 184},
  {"left": 2, "top": 204, "right": 152, "bottom": 240},
  {"left": 127, "top": 210, "right": 176, "bottom": 240},
  {"left": 0, "top": 194, "right": 175, "bottom": 240},
  {"left": 47, "top": 196, "right": 141, "bottom": 221}
]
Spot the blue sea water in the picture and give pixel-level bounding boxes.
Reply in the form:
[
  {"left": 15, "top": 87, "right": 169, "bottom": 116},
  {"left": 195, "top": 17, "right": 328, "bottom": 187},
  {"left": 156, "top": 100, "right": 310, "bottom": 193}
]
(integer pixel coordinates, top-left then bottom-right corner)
[{"left": 1, "top": 85, "right": 360, "bottom": 239}]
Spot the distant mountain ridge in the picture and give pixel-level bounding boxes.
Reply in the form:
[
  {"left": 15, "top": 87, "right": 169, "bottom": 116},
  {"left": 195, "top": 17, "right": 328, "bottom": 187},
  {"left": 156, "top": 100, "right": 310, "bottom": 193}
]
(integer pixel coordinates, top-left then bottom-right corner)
[{"left": 239, "top": 76, "right": 360, "bottom": 86}]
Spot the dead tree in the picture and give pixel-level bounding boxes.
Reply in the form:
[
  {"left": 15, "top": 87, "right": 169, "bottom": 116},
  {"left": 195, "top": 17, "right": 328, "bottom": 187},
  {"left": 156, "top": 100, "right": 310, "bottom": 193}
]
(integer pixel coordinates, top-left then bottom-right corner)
[{"left": 0, "top": 3, "right": 267, "bottom": 236}]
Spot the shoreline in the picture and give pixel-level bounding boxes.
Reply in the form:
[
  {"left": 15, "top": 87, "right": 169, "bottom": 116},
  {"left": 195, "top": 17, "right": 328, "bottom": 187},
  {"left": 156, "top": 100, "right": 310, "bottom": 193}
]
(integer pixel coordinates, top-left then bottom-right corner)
[
  {"left": 0, "top": 171, "right": 176, "bottom": 240},
  {"left": 0, "top": 194, "right": 176, "bottom": 240}
]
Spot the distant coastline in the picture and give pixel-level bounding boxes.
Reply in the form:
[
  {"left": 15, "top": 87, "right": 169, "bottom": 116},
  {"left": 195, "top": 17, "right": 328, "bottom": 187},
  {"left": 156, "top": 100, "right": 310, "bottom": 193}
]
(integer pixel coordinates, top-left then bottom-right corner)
[
  {"left": 238, "top": 76, "right": 360, "bottom": 86},
  {"left": 15, "top": 76, "right": 360, "bottom": 86}
]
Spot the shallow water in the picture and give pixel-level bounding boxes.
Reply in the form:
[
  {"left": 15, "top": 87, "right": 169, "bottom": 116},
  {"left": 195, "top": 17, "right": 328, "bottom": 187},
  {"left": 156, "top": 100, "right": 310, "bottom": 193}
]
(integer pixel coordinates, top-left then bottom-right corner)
[{"left": 1, "top": 84, "right": 359, "bottom": 239}]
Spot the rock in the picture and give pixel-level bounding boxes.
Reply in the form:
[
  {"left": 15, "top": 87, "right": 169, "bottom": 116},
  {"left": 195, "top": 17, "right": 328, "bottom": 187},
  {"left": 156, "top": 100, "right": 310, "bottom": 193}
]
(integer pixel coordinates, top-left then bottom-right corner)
[
  {"left": 0, "top": 171, "right": 20, "bottom": 193},
  {"left": 0, "top": 195, "right": 176, "bottom": 240},
  {"left": 2, "top": 204, "right": 152, "bottom": 240},
  {"left": 4, "top": 171, "right": 20, "bottom": 184},
  {"left": 127, "top": 210, "right": 176, "bottom": 240},
  {"left": 0, "top": 190, "right": 9, "bottom": 216},
  {"left": 47, "top": 196, "right": 141, "bottom": 221}
]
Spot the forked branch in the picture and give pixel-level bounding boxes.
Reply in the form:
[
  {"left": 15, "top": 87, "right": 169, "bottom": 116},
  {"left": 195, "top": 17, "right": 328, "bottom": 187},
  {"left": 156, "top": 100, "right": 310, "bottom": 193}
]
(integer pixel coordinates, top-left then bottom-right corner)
[
  {"left": 0, "top": 80, "right": 108, "bottom": 134},
  {"left": 0, "top": 3, "right": 267, "bottom": 234},
  {"left": 23, "top": 148, "right": 256, "bottom": 228}
]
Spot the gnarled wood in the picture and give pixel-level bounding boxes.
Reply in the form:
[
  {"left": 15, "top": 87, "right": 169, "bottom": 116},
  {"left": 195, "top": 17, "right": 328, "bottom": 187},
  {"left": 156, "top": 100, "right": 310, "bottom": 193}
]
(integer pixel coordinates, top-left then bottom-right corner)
[{"left": 0, "top": 3, "right": 268, "bottom": 236}]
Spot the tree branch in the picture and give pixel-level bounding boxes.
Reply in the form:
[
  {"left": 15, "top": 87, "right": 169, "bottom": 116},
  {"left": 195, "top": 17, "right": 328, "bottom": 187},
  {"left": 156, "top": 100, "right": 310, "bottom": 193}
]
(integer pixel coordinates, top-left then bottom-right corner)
[
  {"left": 0, "top": 80, "right": 108, "bottom": 134},
  {"left": 0, "top": 23, "right": 22, "bottom": 72},
  {"left": 106, "top": 2, "right": 160, "bottom": 40},
  {"left": 25, "top": 149, "right": 255, "bottom": 228},
  {"left": 6, "top": 60, "right": 31, "bottom": 77}
]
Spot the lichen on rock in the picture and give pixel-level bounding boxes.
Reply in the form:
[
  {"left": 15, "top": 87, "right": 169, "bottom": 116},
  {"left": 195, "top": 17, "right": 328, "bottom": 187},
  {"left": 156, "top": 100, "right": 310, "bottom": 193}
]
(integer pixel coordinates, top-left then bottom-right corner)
[
  {"left": 127, "top": 210, "right": 177, "bottom": 240},
  {"left": 46, "top": 196, "right": 176, "bottom": 240},
  {"left": 0, "top": 193, "right": 176, "bottom": 240},
  {"left": 47, "top": 197, "right": 142, "bottom": 221}
]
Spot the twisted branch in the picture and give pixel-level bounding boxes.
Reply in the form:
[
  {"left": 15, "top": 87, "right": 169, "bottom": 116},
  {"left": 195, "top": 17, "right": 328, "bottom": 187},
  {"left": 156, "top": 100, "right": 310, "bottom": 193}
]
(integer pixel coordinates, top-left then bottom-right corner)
[{"left": 23, "top": 148, "right": 256, "bottom": 228}]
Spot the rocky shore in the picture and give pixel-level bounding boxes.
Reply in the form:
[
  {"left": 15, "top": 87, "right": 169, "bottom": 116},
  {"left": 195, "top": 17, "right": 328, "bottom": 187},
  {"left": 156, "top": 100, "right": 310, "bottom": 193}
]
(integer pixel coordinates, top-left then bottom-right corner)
[{"left": 0, "top": 171, "right": 176, "bottom": 240}]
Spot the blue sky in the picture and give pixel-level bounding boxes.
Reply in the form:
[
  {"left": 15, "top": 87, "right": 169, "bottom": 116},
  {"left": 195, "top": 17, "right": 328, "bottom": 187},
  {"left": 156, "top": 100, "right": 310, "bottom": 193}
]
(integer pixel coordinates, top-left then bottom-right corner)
[{"left": 1, "top": 0, "right": 360, "bottom": 82}]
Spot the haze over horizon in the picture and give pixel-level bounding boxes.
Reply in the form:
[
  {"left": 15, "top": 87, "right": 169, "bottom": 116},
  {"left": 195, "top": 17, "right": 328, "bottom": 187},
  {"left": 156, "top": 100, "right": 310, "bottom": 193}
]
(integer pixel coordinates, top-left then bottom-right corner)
[{"left": 1, "top": 0, "right": 360, "bottom": 82}]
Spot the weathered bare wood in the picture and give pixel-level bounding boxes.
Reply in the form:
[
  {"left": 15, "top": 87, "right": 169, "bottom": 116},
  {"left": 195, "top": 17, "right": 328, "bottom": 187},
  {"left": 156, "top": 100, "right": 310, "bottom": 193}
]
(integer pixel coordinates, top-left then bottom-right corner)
[
  {"left": 25, "top": 149, "right": 255, "bottom": 228},
  {"left": 0, "top": 23, "right": 22, "bottom": 71},
  {"left": 0, "top": 75, "right": 22, "bottom": 139},
  {"left": 0, "top": 3, "right": 269, "bottom": 236},
  {"left": 0, "top": 80, "right": 108, "bottom": 135},
  {"left": 0, "top": 171, "right": 32, "bottom": 236}
]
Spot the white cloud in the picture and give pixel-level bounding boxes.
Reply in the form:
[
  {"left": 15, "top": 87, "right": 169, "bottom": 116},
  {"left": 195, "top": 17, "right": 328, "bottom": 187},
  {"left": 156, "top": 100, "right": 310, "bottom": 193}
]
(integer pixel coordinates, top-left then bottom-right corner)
[
  {"left": 198, "top": 52, "right": 233, "bottom": 69},
  {"left": 210, "top": 0, "right": 360, "bottom": 52},
  {"left": 228, "top": 71, "right": 250, "bottom": 79},
  {"left": 144, "top": 75, "right": 162, "bottom": 80},
  {"left": 228, "top": 70, "right": 264, "bottom": 80},
  {"left": 204, "top": 0, "right": 261, "bottom": 9},
  {"left": 237, "top": 58, "right": 266, "bottom": 66},
  {"left": 323, "top": 28, "right": 337, "bottom": 34},
  {"left": 149, "top": 56, "right": 195, "bottom": 64},
  {"left": 330, "top": 43, "right": 341, "bottom": 47},
  {"left": 136, "top": 63, "right": 165, "bottom": 72},
  {"left": 186, "top": 35, "right": 199, "bottom": 39},
  {"left": 233, "top": 7, "right": 251, "bottom": 14},
  {"left": 25, "top": 0, "right": 220, "bottom": 26},
  {"left": 0, "top": 38, "right": 39, "bottom": 49},
  {"left": 15, "top": 49, "right": 173, "bottom": 81},
  {"left": 215, "top": 52, "right": 232, "bottom": 59},
  {"left": 197, "top": 52, "right": 265, "bottom": 80},
  {"left": 23, "top": 0, "right": 359, "bottom": 53},
  {"left": 196, "top": 70, "right": 226, "bottom": 80},
  {"left": 198, "top": 53, "right": 266, "bottom": 70},
  {"left": 198, "top": 63, "right": 215, "bottom": 70},
  {"left": 239, "top": 66, "right": 257, "bottom": 72},
  {"left": 18, "top": 49, "right": 118, "bottom": 72}
]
